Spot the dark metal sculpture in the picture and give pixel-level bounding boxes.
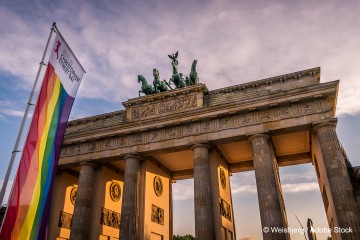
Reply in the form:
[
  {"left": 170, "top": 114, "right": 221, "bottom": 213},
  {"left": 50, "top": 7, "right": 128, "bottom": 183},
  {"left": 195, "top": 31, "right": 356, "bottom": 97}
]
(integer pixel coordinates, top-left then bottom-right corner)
[
  {"left": 109, "top": 182, "right": 121, "bottom": 202},
  {"left": 168, "top": 51, "right": 179, "bottom": 66},
  {"left": 58, "top": 211, "right": 72, "bottom": 229},
  {"left": 137, "top": 51, "right": 200, "bottom": 96},
  {"left": 189, "top": 59, "right": 199, "bottom": 85},
  {"left": 138, "top": 75, "right": 156, "bottom": 96},
  {"left": 169, "top": 61, "right": 186, "bottom": 88},
  {"left": 219, "top": 197, "right": 232, "bottom": 221},
  {"left": 100, "top": 207, "right": 120, "bottom": 229},
  {"left": 152, "top": 69, "right": 168, "bottom": 92},
  {"left": 151, "top": 204, "right": 164, "bottom": 225},
  {"left": 153, "top": 176, "right": 163, "bottom": 197}
]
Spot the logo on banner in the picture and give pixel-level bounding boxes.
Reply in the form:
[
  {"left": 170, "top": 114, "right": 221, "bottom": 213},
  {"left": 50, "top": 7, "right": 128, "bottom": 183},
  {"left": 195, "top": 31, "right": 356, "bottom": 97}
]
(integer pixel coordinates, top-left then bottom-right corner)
[
  {"left": 54, "top": 40, "right": 61, "bottom": 59},
  {"left": 58, "top": 48, "right": 81, "bottom": 82}
]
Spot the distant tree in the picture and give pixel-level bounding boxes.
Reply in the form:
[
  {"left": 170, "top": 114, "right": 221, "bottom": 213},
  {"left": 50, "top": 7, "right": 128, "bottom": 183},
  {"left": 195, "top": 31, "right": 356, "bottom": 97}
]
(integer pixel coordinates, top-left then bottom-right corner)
[{"left": 173, "top": 234, "right": 195, "bottom": 240}]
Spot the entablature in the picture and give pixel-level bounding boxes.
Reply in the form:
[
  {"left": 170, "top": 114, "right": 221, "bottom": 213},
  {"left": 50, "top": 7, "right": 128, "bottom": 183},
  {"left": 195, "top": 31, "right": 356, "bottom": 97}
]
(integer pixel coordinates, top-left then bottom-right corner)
[{"left": 62, "top": 79, "right": 338, "bottom": 144}]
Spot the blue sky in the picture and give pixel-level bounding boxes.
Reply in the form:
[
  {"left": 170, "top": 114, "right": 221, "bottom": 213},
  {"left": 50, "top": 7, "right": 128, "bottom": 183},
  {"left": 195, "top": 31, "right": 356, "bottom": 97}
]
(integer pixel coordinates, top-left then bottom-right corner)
[{"left": 1, "top": 0, "right": 360, "bottom": 239}]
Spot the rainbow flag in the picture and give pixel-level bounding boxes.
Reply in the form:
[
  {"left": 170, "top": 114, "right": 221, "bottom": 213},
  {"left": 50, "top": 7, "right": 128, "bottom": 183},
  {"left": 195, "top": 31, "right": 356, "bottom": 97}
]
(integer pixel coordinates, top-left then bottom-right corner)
[{"left": 0, "top": 32, "right": 85, "bottom": 239}]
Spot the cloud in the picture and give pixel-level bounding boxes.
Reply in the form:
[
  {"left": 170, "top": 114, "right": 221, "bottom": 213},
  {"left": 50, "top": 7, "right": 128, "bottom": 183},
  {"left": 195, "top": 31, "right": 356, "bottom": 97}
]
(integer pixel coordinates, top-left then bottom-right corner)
[
  {"left": 0, "top": 6, "right": 46, "bottom": 88},
  {"left": 0, "top": 101, "right": 23, "bottom": 118},
  {"left": 282, "top": 182, "right": 319, "bottom": 193},
  {"left": 232, "top": 185, "right": 258, "bottom": 194},
  {"left": 280, "top": 171, "right": 317, "bottom": 184},
  {"left": 0, "top": 100, "right": 31, "bottom": 119},
  {"left": 1, "top": 0, "right": 360, "bottom": 117},
  {"left": 0, "top": 101, "right": 15, "bottom": 107},
  {"left": 173, "top": 179, "right": 194, "bottom": 201},
  {"left": 232, "top": 182, "right": 319, "bottom": 195},
  {"left": 172, "top": 170, "right": 319, "bottom": 199},
  {"left": 1, "top": 109, "right": 24, "bottom": 117}
]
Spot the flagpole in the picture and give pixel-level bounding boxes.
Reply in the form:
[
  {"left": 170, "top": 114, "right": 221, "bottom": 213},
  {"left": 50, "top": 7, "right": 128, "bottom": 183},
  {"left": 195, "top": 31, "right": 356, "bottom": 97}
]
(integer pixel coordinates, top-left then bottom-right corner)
[{"left": 0, "top": 22, "right": 57, "bottom": 206}]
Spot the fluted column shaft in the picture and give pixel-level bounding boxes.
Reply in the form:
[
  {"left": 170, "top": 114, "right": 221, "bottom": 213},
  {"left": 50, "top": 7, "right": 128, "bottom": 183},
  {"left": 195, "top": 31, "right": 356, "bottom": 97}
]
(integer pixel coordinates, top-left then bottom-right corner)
[
  {"left": 314, "top": 122, "right": 360, "bottom": 237},
  {"left": 70, "top": 162, "right": 96, "bottom": 240},
  {"left": 192, "top": 144, "right": 215, "bottom": 240},
  {"left": 249, "top": 134, "right": 288, "bottom": 240},
  {"left": 120, "top": 154, "right": 141, "bottom": 240}
]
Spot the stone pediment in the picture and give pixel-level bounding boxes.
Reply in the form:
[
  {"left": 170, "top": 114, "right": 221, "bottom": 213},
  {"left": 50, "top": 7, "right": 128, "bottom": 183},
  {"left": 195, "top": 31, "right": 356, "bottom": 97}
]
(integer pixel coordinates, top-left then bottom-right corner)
[{"left": 123, "top": 83, "right": 208, "bottom": 121}]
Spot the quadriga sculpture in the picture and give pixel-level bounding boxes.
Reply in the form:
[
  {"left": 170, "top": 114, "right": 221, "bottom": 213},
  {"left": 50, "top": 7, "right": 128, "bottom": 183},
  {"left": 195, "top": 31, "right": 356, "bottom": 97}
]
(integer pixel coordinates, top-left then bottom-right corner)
[
  {"left": 153, "top": 69, "right": 169, "bottom": 92},
  {"left": 138, "top": 75, "right": 156, "bottom": 96},
  {"left": 169, "top": 61, "right": 186, "bottom": 88},
  {"left": 189, "top": 59, "right": 199, "bottom": 85},
  {"left": 137, "top": 51, "right": 200, "bottom": 96}
]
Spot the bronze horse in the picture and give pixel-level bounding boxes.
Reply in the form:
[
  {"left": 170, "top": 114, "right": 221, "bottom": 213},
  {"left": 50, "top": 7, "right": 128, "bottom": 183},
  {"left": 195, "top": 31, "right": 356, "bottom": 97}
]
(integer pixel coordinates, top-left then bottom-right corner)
[
  {"left": 138, "top": 75, "right": 156, "bottom": 96},
  {"left": 153, "top": 69, "right": 168, "bottom": 92},
  {"left": 170, "top": 61, "right": 186, "bottom": 88}
]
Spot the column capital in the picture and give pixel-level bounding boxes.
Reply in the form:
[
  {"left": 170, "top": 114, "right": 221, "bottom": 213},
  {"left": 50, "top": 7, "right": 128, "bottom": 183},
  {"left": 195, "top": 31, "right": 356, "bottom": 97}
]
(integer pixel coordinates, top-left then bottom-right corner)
[
  {"left": 79, "top": 161, "right": 97, "bottom": 168},
  {"left": 191, "top": 143, "right": 210, "bottom": 151},
  {"left": 124, "top": 153, "right": 142, "bottom": 161},
  {"left": 313, "top": 121, "right": 337, "bottom": 133},
  {"left": 248, "top": 133, "right": 270, "bottom": 143}
]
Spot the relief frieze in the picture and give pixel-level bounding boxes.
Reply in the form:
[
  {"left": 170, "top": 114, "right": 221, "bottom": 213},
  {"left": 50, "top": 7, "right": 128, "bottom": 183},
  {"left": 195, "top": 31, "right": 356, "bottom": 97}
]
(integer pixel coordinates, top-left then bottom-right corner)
[
  {"left": 278, "top": 106, "right": 292, "bottom": 119},
  {"left": 303, "top": 102, "right": 316, "bottom": 114},
  {"left": 60, "top": 100, "right": 328, "bottom": 159},
  {"left": 151, "top": 204, "right": 164, "bottom": 225},
  {"left": 58, "top": 211, "right": 72, "bottom": 229},
  {"left": 219, "top": 197, "right": 232, "bottom": 221},
  {"left": 259, "top": 110, "right": 272, "bottom": 122},
  {"left": 219, "top": 117, "right": 232, "bottom": 129},
  {"left": 238, "top": 113, "right": 253, "bottom": 125},
  {"left": 89, "top": 142, "right": 96, "bottom": 151},
  {"left": 76, "top": 145, "right": 82, "bottom": 153},
  {"left": 100, "top": 207, "right": 120, "bottom": 229},
  {"left": 149, "top": 131, "right": 160, "bottom": 142},
  {"left": 165, "top": 128, "right": 178, "bottom": 139},
  {"left": 133, "top": 134, "right": 143, "bottom": 145},
  {"left": 131, "top": 95, "right": 197, "bottom": 120},
  {"left": 60, "top": 148, "right": 69, "bottom": 157},
  {"left": 201, "top": 121, "right": 212, "bottom": 132},
  {"left": 104, "top": 139, "right": 112, "bottom": 149},
  {"left": 184, "top": 124, "right": 193, "bottom": 136},
  {"left": 183, "top": 122, "right": 201, "bottom": 136},
  {"left": 118, "top": 137, "right": 127, "bottom": 147}
]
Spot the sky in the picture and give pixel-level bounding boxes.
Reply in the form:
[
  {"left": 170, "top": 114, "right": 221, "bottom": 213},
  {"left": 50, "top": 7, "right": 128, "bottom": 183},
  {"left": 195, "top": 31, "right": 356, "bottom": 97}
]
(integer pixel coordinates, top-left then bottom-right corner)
[{"left": 1, "top": 0, "right": 360, "bottom": 239}]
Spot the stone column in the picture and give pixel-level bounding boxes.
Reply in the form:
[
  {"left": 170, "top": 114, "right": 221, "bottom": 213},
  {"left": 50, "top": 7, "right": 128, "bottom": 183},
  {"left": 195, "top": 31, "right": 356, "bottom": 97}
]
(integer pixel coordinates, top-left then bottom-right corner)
[
  {"left": 70, "top": 162, "right": 97, "bottom": 240},
  {"left": 169, "top": 179, "right": 174, "bottom": 239},
  {"left": 314, "top": 122, "right": 360, "bottom": 236},
  {"left": 120, "top": 154, "right": 141, "bottom": 240},
  {"left": 191, "top": 144, "right": 215, "bottom": 240},
  {"left": 248, "top": 134, "right": 288, "bottom": 240}
]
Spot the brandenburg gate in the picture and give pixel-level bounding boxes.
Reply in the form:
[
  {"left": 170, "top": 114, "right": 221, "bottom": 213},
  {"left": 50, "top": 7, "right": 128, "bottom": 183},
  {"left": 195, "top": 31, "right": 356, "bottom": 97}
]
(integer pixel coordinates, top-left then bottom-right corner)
[{"left": 48, "top": 66, "right": 360, "bottom": 240}]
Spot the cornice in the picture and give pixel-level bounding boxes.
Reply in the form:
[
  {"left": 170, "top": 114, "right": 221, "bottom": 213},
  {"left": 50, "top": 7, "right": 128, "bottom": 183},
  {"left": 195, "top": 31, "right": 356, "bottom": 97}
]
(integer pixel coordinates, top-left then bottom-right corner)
[
  {"left": 67, "top": 110, "right": 125, "bottom": 127},
  {"left": 59, "top": 102, "right": 336, "bottom": 163},
  {"left": 207, "top": 67, "right": 320, "bottom": 95},
  {"left": 65, "top": 67, "right": 322, "bottom": 130},
  {"left": 63, "top": 79, "right": 338, "bottom": 143}
]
